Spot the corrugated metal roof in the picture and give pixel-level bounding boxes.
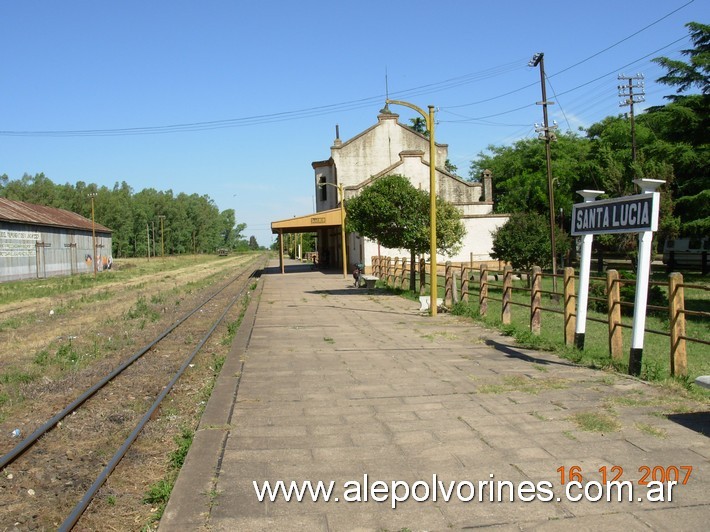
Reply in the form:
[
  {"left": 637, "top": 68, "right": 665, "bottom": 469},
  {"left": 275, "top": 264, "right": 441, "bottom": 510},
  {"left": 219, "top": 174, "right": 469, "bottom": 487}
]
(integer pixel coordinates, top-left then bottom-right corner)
[{"left": 0, "top": 197, "right": 112, "bottom": 233}]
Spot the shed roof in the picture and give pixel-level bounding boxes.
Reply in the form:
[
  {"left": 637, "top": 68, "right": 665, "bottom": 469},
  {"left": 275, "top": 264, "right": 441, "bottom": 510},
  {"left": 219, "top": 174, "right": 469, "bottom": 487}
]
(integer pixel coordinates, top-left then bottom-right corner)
[{"left": 0, "top": 197, "right": 112, "bottom": 233}]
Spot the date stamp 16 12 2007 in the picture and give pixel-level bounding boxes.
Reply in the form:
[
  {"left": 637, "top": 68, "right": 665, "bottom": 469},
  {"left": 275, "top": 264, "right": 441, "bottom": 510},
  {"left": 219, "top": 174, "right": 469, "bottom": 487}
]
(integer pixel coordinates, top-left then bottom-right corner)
[{"left": 557, "top": 465, "right": 693, "bottom": 486}]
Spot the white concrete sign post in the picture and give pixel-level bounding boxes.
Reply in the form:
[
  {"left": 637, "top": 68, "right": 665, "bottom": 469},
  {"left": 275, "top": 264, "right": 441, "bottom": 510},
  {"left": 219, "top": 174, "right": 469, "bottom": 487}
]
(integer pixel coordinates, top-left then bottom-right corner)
[
  {"left": 573, "top": 190, "right": 605, "bottom": 349},
  {"left": 571, "top": 179, "right": 663, "bottom": 376}
]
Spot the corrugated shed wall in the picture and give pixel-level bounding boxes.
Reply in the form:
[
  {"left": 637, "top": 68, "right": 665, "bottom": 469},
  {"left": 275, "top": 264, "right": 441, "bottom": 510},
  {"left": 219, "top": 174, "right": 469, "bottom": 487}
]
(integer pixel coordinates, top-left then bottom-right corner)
[{"left": 0, "top": 198, "right": 113, "bottom": 282}]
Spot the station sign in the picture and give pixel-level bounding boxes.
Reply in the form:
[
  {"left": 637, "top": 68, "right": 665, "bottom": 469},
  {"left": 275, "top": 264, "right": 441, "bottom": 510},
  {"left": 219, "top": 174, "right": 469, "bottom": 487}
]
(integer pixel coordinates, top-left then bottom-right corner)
[{"left": 571, "top": 193, "right": 659, "bottom": 236}]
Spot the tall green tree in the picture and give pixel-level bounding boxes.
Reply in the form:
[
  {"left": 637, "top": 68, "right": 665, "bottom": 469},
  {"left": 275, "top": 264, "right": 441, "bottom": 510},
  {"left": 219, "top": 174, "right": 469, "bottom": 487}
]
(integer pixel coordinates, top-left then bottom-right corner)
[
  {"left": 652, "top": 22, "right": 709, "bottom": 96},
  {"left": 0, "top": 174, "right": 247, "bottom": 258},
  {"left": 345, "top": 174, "right": 465, "bottom": 290},
  {"left": 491, "top": 212, "right": 570, "bottom": 272},
  {"left": 649, "top": 21, "right": 710, "bottom": 237},
  {"left": 470, "top": 131, "right": 589, "bottom": 218},
  {"left": 408, "top": 117, "right": 428, "bottom": 137}
]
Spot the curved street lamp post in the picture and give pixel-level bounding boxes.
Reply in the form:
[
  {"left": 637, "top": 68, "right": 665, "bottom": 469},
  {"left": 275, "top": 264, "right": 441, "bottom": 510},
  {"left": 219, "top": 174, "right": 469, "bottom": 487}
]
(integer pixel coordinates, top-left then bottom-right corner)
[{"left": 386, "top": 99, "right": 438, "bottom": 316}]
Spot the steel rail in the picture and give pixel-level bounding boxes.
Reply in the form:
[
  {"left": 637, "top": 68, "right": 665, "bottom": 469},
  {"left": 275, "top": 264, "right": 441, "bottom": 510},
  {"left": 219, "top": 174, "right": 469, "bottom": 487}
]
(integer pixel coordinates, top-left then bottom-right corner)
[
  {"left": 0, "top": 263, "right": 253, "bottom": 470},
  {"left": 59, "top": 267, "right": 262, "bottom": 531}
]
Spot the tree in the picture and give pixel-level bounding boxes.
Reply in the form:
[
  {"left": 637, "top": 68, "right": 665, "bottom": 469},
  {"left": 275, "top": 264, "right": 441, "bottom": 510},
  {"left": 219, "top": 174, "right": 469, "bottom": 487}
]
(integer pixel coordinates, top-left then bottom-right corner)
[
  {"left": 0, "top": 173, "right": 249, "bottom": 258},
  {"left": 491, "top": 212, "right": 570, "bottom": 272},
  {"left": 652, "top": 22, "right": 710, "bottom": 96},
  {"left": 650, "top": 22, "right": 710, "bottom": 236},
  {"left": 345, "top": 174, "right": 465, "bottom": 290},
  {"left": 470, "top": 131, "right": 590, "bottom": 218},
  {"left": 408, "top": 117, "right": 428, "bottom": 137}
]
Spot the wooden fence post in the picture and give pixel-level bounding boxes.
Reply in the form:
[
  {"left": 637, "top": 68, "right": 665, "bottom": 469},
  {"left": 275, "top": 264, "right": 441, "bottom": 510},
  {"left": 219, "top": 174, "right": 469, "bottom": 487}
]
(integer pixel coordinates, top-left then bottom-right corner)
[
  {"left": 502, "top": 265, "right": 512, "bottom": 325},
  {"left": 461, "top": 266, "right": 469, "bottom": 303},
  {"left": 454, "top": 270, "right": 459, "bottom": 303},
  {"left": 406, "top": 258, "right": 412, "bottom": 290},
  {"left": 393, "top": 257, "right": 400, "bottom": 288},
  {"left": 607, "top": 269, "right": 623, "bottom": 362},
  {"left": 401, "top": 258, "right": 408, "bottom": 289},
  {"left": 419, "top": 258, "right": 426, "bottom": 296},
  {"left": 563, "top": 267, "right": 576, "bottom": 346},
  {"left": 530, "top": 266, "right": 541, "bottom": 334},
  {"left": 479, "top": 264, "right": 488, "bottom": 316},
  {"left": 669, "top": 272, "right": 687, "bottom": 377},
  {"left": 445, "top": 261, "right": 453, "bottom": 307}
]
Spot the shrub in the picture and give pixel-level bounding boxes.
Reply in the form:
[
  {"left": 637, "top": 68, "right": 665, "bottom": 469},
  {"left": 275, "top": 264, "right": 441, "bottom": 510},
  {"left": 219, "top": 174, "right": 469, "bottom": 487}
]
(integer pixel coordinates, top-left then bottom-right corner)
[{"left": 588, "top": 271, "right": 668, "bottom": 316}]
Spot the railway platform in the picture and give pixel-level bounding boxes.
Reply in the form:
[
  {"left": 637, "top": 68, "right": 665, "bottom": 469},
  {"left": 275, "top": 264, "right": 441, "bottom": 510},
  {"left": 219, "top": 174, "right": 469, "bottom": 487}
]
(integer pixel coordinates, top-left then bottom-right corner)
[{"left": 160, "top": 259, "right": 709, "bottom": 531}]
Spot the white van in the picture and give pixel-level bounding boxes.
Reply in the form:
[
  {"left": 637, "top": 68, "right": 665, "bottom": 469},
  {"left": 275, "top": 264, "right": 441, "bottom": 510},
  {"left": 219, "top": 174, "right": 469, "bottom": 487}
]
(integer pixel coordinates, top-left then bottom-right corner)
[{"left": 662, "top": 237, "right": 709, "bottom": 269}]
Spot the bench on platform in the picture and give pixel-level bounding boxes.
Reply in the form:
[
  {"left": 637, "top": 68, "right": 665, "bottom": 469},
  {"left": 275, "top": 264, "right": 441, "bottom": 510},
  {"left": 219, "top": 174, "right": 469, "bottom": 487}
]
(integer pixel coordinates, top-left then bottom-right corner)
[
  {"left": 419, "top": 296, "right": 444, "bottom": 312},
  {"left": 359, "top": 275, "right": 379, "bottom": 289}
]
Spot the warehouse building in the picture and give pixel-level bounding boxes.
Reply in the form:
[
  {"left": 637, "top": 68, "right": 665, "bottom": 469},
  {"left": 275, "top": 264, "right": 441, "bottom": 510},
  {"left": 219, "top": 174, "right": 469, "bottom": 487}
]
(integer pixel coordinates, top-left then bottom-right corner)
[{"left": 0, "top": 197, "right": 112, "bottom": 282}]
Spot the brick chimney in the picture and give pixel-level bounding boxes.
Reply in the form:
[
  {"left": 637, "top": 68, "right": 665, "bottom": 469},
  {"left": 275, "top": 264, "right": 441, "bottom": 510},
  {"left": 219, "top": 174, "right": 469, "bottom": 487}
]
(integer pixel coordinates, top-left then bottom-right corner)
[{"left": 482, "top": 169, "right": 493, "bottom": 202}]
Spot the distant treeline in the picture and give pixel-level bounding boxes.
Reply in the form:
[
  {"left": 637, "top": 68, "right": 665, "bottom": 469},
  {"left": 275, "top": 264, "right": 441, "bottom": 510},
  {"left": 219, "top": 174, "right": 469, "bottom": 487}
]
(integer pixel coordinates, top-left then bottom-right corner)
[{"left": 0, "top": 173, "right": 257, "bottom": 257}]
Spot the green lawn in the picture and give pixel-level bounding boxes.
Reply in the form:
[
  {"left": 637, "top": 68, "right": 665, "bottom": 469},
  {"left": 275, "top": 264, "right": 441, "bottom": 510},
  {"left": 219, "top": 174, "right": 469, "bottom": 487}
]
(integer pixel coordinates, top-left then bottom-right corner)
[{"left": 387, "top": 268, "right": 709, "bottom": 392}]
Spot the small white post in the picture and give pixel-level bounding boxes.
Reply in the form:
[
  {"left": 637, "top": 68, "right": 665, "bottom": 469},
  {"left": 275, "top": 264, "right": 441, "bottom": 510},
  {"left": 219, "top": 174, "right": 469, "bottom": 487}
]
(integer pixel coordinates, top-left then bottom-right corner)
[
  {"left": 628, "top": 178, "right": 664, "bottom": 376},
  {"left": 574, "top": 190, "right": 604, "bottom": 349}
]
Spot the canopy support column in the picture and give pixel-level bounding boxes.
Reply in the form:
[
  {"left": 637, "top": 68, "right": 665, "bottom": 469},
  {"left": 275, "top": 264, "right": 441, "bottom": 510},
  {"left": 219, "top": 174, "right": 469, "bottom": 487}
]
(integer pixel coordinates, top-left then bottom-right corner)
[{"left": 279, "top": 230, "right": 284, "bottom": 274}]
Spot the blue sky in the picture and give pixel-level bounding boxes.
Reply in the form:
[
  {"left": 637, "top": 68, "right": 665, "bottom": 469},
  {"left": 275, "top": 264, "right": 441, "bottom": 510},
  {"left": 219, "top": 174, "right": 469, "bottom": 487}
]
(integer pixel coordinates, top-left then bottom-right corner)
[{"left": 0, "top": 0, "right": 705, "bottom": 247}]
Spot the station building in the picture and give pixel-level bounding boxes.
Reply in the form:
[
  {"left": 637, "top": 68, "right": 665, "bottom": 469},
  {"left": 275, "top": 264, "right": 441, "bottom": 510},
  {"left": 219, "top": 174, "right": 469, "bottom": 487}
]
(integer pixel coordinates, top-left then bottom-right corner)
[
  {"left": 0, "top": 197, "right": 112, "bottom": 282},
  {"left": 271, "top": 106, "right": 508, "bottom": 273}
]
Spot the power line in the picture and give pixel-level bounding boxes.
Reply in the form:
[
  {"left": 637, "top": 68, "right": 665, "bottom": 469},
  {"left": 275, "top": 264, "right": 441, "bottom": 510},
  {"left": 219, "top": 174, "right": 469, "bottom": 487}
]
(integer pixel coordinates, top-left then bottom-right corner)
[
  {"left": 545, "top": 74, "right": 572, "bottom": 132},
  {"left": 440, "top": 0, "right": 695, "bottom": 111},
  {"left": 0, "top": 2, "right": 695, "bottom": 138},
  {"left": 0, "top": 59, "right": 528, "bottom": 138},
  {"left": 439, "top": 36, "right": 687, "bottom": 124},
  {"left": 550, "top": 0, "right": 694, "bottom": 79}
]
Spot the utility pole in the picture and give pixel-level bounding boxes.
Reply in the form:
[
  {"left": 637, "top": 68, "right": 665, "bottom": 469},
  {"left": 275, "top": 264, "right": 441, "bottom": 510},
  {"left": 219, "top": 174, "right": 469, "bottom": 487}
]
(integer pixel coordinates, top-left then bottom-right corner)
[
  {"left": 618, "top": 74, "right": 645, "bottom": 163},
  {"left": 88, "top": 192, "right": 98, "bottom": 279},
  {"left": 529, "top": 52, "right": 559, "bottom": 294},
  {"left": 158, "top": 215, "right": 166, "bottom": 258}
]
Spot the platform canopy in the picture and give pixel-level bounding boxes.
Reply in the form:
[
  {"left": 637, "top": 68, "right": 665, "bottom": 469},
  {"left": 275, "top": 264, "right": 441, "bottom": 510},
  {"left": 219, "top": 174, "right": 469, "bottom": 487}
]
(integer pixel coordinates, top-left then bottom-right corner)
[{"left": 271, "top": 208, "right": 342, "bottom": 234}]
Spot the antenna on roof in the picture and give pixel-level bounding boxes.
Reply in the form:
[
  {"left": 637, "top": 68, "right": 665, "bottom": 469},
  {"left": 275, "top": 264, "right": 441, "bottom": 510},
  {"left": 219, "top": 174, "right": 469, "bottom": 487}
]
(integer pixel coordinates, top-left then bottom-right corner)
[{"left": 385, "top": 66, "right": 389, "bottom": 101}]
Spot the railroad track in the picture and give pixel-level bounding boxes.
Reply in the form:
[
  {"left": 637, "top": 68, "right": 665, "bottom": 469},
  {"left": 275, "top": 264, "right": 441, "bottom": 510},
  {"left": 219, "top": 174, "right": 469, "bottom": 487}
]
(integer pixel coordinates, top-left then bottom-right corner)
[{"left": 0, "top": 255, "right": 266, "bottom": 530}]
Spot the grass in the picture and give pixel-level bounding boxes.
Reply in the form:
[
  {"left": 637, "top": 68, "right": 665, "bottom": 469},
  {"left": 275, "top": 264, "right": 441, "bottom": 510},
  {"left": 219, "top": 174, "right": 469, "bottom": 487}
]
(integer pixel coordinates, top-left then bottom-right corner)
[
  {"left": 373, "top": 268, "right": 709, "bottom": 401},
  {"left": 142, "top": 280, "right": 255, "bottom": 526},
  {"left": 143, "top": 426, "right": 195, "bottom": 522},
  {"left": 126, "top": 296, "right": 160, "bottom": 322},
  {"left": 444, "top": 270, "right": 710, "bottom": 387},
  {"left": 220, "top": 290, "right": 252, "bottom": 346},
  {"left": 421, "top": 331, "right": 458, "bottom": 341},
  {"left": 635, "top": 422, "right": 667, "bottom": 438},
  {"left": 569, "top": 411, "right": 621, "bottom": 433},
  {"left": 168, "top": 426, "right": 194, "bottom": 470},
  {"left": 0, "top": 255, "right": 243, "bottom": 307},
  {"left": 477, "top": 375, "right": 569, "bottom": 395}
]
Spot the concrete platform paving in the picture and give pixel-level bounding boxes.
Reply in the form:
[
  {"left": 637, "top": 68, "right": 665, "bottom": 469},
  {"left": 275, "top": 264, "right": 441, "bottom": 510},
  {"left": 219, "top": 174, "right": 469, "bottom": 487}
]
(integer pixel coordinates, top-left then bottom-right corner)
[{"left": 160, "top": 260, "right": 709, "bottom": 531}]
